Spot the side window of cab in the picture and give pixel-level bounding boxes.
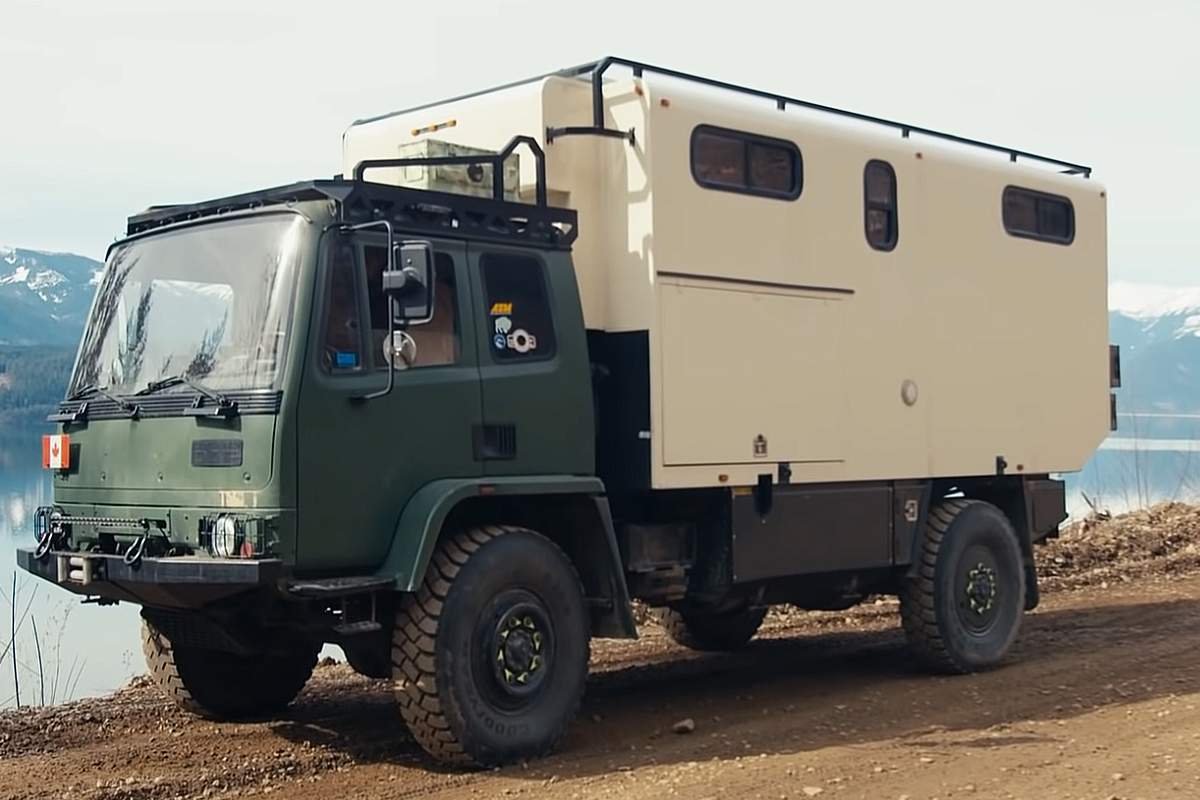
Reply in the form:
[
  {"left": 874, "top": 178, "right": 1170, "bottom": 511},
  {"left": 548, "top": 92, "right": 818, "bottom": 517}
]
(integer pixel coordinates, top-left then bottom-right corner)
[
  {"left": 363, "top": 247, "right": 460, "bottom": 369},
  {"left": 320, "top": 242, "right": 462, "bottom": 373},
  {"left": 321, "top": 241, "right": 363, "bottom": 372},
  {"left": 480, "top": 253, "right": 557, "bottom": 361}
]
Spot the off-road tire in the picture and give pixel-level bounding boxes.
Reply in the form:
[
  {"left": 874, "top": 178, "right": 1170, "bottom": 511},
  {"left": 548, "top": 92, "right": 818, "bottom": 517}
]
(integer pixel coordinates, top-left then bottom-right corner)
[
  {"left": 141, "top": 619, "right": 318, "bottom": 719},
  {"left": 393, "top": 526, "right": 590, "bottom": 766},
  {"left": 653, "top": 605, "right": 767, "bottom": 652},
  {"left": 900, "top": 499, "right": 1026, "bottom": 673}
]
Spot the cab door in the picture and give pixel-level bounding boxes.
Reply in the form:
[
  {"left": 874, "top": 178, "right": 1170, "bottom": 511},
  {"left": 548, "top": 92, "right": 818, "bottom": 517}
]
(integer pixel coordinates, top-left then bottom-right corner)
[
  {"left": 468, "top": 244, "right": 593, "bottom": 478},
  {"left": 296, "top": 234, "right": 482, "bottom": 571}
]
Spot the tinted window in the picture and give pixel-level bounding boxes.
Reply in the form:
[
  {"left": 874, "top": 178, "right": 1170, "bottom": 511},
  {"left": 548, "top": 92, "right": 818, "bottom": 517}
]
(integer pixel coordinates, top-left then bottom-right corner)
[
  {"left": 1003, "top": 187, "right": 1074, "bottom": 244},
  {"left": 363, "top": 246, "right": 460, "bottom": 368},
  {"left": 864, "top": 160, "right": 898, "bottom": 251},
  {"left": 481, "top": 253, "right": 556, "bottom": 360},
  {"left": 693, "top": 131, "right": 746, "bottom": 188},
  {"left": 691, "top": 126, "right": 801, "bottom": 199}
]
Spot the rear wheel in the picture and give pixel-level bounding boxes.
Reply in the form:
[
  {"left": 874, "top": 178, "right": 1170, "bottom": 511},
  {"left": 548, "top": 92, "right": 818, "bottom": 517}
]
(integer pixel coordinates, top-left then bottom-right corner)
[
  {"left": 653, "top": 604, "right": 767, "bottom": 652},
  {"left": 141, "top": 619, "right": 318, "bottom": 719},
  {"left": 393, "top": 526, "right": 590, "bottom": 766},
  {"left": 900, "top": 499, "right": 1026, "bottom": 673}
]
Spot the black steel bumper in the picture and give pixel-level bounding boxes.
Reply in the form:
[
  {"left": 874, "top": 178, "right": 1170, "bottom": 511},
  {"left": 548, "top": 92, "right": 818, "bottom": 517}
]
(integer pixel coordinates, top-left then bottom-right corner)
[{"left": 16, "top": 546, "right": 284, "bottom": 608}]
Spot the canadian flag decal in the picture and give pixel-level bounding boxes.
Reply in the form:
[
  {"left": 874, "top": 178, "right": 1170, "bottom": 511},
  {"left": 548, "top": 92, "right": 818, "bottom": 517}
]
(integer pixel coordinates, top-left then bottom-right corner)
[{"left": 42, "top": 434, "right": 70, "bottom": 470}]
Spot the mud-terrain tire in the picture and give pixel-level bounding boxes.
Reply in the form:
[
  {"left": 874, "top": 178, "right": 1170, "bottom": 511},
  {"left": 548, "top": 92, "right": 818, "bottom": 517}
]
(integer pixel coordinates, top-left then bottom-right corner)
[
  {"left": 653, "top": 605, "right": 767, "bottom": 652},
  {"left": 393, "top": 526, "right": 590, "bottom": 766},
  {"left": 141, "top": 619, "right": 318, "bottom": 719},
  {"left": 900, "top": 499, "right": 1026, "bottom": 673}
]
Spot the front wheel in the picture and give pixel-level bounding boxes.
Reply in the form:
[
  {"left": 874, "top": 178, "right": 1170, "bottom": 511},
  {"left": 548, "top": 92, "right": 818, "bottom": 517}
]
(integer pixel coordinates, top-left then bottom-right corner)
[
  {"left": 393, "top": 526, "right": 590, "bottom": 766},
  {"left": 141, "top": 619, "right": 318, "bottom": 719},
  {"left": 900, "top": 499, "right": 1026, "bottom": 673}
]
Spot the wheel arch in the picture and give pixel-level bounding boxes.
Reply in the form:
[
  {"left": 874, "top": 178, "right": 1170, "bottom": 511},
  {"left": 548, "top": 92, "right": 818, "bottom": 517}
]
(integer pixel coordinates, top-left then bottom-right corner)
[
  {"left": 378, "top": 476, "right": 637, "bottom": 639},
  {"left": 923, "top": 475, "right": 1068, "bottom": 610}
]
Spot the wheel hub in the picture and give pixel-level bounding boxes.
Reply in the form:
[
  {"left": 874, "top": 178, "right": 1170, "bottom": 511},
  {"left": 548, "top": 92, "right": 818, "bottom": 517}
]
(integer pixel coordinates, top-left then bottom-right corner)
[
  {"left": 965, "top": 562, "right": 998, "bottom": 615},
  {"left": 490, "top": 603, "right": 551, "bottom": 698}
]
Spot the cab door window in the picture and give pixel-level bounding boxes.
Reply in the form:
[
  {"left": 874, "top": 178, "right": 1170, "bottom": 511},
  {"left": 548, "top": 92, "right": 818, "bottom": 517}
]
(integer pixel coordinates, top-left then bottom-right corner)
[
  {"left": 320, "top": 242, "right": 461, "bottom": 372},
  {"left": 363, "top": 246, "right": 460, "bottom": 368},
  {"left": 480, "top": 253, "right": 556, "bottom": 361}
]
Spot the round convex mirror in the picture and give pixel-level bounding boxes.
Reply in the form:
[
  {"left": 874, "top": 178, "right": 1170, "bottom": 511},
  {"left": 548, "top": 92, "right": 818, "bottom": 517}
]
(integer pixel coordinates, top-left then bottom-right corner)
[{"left": 382, "top": 330, "right": 417, "bottom": 370}]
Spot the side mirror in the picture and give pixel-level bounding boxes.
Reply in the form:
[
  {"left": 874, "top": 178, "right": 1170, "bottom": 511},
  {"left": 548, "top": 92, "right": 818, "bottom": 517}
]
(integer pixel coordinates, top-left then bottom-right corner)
[{"left": 383, "top": 241, "right": 434, "bottom": 326}]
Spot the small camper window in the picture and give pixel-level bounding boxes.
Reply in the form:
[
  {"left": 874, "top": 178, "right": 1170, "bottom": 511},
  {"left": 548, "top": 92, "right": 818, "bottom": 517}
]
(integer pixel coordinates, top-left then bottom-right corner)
[
  {"left": 864, "top": 160, "right": 898, "bottom": 251},
  {"left": 691, "top": 126, "right": 801, "bottom": 199},
  {"left": 1003, "top": 187, "right": 1074, "bottom": 244}
]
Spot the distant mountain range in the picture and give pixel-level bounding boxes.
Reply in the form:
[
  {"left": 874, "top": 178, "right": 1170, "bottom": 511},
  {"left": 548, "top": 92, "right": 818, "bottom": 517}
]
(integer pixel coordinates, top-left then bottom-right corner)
[
  {"left": 0, "top": 245, "right": 101, "bottom": 346},
  {"left": 1109, "top": 282, "right": 1200, "bottom": 435}
]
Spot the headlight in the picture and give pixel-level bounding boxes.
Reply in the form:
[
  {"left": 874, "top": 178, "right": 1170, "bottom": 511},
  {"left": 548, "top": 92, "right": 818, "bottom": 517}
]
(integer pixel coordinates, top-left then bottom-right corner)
[
  {"left": 212, "top": 515, "right": 238, "bottom": 558},
  {"left": 201, "top": 514, "right": 269, "bottom": 558}
]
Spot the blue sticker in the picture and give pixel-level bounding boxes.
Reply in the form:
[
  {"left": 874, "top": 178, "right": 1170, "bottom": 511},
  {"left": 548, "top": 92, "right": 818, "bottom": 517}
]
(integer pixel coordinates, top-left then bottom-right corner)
[
  {"left": 493, "top": 334, "right": 507, "bottom": 350},
  {"left": 335, "top": 351, "right": 359, "bottom": 367}
]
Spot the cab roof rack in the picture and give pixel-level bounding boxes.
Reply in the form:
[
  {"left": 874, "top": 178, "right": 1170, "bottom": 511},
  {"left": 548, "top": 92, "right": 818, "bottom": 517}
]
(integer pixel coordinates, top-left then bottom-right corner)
[
  {"left": 356, "top": 56, "right": 1091, "bottom": 178},
  {"left": 125, "top": 174, "right": 577, "bottom": 250}
]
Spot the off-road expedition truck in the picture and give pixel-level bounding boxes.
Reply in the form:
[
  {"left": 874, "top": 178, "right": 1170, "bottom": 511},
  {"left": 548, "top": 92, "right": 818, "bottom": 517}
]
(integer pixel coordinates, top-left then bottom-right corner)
[{"left": 18, "top": 58, "right": 1117, "bottom": 766}]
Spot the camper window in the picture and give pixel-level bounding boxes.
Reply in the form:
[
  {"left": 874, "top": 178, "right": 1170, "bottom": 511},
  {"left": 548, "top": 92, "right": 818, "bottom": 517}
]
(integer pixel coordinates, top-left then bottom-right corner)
[
  {"left": 864, "top": 160, "right": 898, "bottom": 251},
  {"left": 691, "top": 126, "right": 801, "bottom": 200},
  {"left": 1003, "top": 186, "right": 1074, "bottom": 245}
]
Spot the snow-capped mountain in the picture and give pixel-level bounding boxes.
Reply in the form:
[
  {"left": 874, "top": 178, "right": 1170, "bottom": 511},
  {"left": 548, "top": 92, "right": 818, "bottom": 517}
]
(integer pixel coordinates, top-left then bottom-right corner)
[
  {"left": 0, "top": 245, "right": 102, "bottom": 346},
  {"left": 1109, "top": 281, "right": 1200, "bottom": 340},
  {"left": 1108, "top": 280, "right": 1200, "bottom": 428}
]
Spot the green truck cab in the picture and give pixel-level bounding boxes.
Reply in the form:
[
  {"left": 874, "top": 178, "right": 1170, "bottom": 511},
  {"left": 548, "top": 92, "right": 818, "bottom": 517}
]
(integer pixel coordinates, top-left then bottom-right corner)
[
  {"left": 19, "top": 59, "right": 1102, "bottom": 768},
  {"left": 21, "top": 159, "right": 635, "bottom": 764}
]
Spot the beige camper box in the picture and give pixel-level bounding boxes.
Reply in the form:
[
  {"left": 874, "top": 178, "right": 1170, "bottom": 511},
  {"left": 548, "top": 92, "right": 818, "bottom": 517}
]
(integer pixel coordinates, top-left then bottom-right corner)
[{"left": 343, "top": 60, "right": 1110, "bottom": 493}]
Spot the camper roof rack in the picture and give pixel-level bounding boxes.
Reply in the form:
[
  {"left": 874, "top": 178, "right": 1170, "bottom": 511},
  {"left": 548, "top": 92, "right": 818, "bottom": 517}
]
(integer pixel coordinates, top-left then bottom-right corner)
[{"left": 355, "top": 57, "right": 1091, "bottom": 178}]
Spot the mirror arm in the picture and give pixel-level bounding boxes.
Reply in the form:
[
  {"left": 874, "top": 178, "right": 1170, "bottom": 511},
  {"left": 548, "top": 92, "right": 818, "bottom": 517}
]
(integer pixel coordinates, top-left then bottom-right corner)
[{"left": 345, "top": 220, "right": 397, "bottom": 404}]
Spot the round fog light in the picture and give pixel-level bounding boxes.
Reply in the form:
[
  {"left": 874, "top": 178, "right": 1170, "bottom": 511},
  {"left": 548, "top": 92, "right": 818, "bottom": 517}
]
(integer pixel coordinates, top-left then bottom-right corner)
[{"left": 212, "top": 515, "right": 238, "bottom": 558}]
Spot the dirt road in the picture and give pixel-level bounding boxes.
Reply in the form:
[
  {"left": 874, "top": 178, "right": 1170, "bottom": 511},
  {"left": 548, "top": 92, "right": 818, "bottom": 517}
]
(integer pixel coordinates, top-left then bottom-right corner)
[{"left": 2, "top": 569, "right": 1199, "bottom": 800}]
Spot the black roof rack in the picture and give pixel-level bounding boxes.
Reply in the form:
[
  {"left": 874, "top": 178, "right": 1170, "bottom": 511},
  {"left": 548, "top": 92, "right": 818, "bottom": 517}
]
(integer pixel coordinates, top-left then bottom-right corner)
[
  {"left": 125, "top": 175, "right": 577, "bottom": 250},
  {"left": 355, "top": 56, "right": 1091, "bottom": 178}
]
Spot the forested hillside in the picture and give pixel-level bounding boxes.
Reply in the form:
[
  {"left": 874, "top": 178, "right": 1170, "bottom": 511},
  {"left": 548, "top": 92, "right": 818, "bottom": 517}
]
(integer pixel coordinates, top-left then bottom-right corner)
[{"left": 0, "top": 346, "right": 74, "bottom": 427}]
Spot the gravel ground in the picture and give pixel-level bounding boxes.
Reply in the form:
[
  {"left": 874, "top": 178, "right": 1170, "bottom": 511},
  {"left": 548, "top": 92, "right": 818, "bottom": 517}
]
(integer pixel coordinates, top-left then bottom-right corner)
[{"left": 3, "top": 502, "right": 1200, "bottom": 800}]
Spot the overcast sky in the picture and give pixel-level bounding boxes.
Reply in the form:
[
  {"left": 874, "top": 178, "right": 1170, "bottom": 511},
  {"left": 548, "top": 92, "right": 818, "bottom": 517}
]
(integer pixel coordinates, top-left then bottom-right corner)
[{"left": 1, "top": 0, "right": 1197, "bottom": 285}]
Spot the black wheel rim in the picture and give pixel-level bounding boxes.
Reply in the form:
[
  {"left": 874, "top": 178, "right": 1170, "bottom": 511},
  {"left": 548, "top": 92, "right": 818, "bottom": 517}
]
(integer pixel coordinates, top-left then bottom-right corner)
[
  {"left": 953, "top": 544, "right": 1002, "bottom": 635},
  {"left": 473, "top": 589, "right": 555, "bottom": 711}
]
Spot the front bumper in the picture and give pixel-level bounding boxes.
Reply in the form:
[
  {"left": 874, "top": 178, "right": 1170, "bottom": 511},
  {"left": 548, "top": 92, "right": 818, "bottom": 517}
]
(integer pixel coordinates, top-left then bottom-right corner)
[{"left": 17, "top": 546, "right": 284, "bottom": 609}]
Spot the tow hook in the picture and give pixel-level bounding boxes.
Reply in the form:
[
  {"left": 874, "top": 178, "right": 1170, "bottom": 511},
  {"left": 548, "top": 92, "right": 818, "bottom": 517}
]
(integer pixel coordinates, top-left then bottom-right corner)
[
  {"left": 123, "top": 519, "right": 161, "bottom": 567},
  {"left": 123, "top": 533, "right": 149, "bottom": 567}
]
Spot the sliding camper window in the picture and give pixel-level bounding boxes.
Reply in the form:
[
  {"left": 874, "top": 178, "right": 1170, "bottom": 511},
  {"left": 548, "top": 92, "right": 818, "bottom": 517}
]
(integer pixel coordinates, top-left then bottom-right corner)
[
  {"left": 1003, "top": 186, "right": 1075, "bottom": 244},
  {"left": 690, "top": 125, "right": 802, "bottom": 200},
  {"left": 864, "top": 160, "right": 898, "bottom": 251}
]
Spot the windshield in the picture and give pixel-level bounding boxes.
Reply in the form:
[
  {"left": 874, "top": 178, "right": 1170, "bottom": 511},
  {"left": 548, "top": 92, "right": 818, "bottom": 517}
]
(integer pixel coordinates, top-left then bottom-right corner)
[{"left": 70, "top": 214, "right": 306, "bottom": 396}]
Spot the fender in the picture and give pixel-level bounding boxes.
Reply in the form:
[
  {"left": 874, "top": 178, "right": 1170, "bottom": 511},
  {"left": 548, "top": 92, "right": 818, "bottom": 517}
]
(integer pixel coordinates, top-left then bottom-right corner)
[{"left": 376, "top": 474, "right": 637, "bottom": 637}]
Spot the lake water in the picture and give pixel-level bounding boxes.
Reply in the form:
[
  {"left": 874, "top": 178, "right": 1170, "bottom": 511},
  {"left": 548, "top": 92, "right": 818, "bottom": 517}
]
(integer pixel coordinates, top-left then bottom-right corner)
[
  {"left": 2, "top": 423, "right": 1198, "bottom": 709},
  {"left": 0, "top": 426, "right": 141, "bottom": 709}
]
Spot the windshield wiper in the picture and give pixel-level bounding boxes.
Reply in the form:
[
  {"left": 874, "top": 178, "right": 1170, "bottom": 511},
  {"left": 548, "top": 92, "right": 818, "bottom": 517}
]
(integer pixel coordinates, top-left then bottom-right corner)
[
  {"left": 62, "top": 383, "right": 140, "bottom": 419},
  {"left": 136, "top": 374, "right": 239, "bottom": 418}
]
